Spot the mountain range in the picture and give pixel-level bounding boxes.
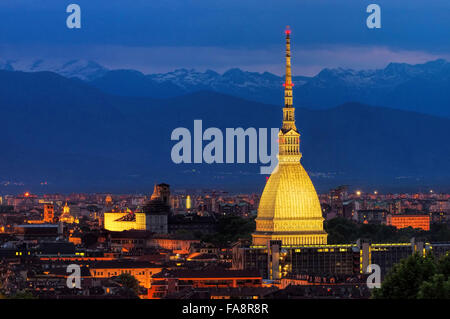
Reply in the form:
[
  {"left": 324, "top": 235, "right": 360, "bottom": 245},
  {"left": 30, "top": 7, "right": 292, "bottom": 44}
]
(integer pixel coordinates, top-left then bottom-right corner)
[
  {"left": 1, "top": 69, "right": 450, "bottom": 193},
  {"left": 1, "top": 58, "right": 449, "bottom": 117}
]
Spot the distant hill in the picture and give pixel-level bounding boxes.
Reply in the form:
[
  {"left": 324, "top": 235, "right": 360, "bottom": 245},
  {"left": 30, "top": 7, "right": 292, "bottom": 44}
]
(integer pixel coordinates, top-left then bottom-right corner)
[
  {"left": 0, "top": 70, "right": 450, "bottom": 193},
  {"left": 1, "top": 58, "right": 449, "bottom": 117},
  {"left": 0, "top": 58, "right": 108, "bottom": 81}
]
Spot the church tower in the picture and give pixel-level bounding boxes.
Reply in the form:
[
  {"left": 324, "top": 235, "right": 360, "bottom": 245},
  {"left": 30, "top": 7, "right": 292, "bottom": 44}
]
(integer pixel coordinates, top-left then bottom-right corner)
[
  {"left": 60, "top": 202, "right": 75, "bottom": 224},
  {"left": 150, "top": 183, "right": 171, "bottom": 206},
  {"left": 252, "top": 27, "right": 328, "bottom": 246},
  {"left": 43, "top": 203, "right": 54, "bottom": 223}
]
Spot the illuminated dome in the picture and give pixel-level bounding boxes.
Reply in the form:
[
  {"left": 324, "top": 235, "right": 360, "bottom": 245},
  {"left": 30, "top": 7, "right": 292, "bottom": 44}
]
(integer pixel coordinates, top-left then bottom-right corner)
[
  {"left": 252, "top": 27, "right": 327, "bottom": 246},
  {"left": 258, "top": 164, "right": 323, "bottom": 220},
  {"left": 253, "top": 163, "right": 327, "bottom": 246},
  {"left": 60, "top": 202, "right": 75, "bottom": 224}
]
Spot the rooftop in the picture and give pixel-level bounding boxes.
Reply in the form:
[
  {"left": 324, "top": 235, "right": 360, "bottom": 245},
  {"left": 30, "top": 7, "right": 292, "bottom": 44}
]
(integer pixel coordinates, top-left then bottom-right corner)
[
  {"left": 153, "top": 268, "right": 261, "bottom": 279},
  {"left": 91, "top": 260, "right": 163, "bottom": 269}
]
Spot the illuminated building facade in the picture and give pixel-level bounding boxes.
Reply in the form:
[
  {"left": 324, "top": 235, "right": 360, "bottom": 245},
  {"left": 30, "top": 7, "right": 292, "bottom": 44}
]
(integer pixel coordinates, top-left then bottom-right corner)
[
  {"left": 253, "top": 27, "right": 327, "bottom": 246},
  {"left": 186, "top": 195, "right": 192, "bottom": 210},
  {"left": 386, "top": 214, "right": 430, "bottom": 231},
  {"left": 43, "top": 203, "right": 54, "bottom": 223},
  {"left": 233, "top": 239, "right": 450, "bottom": 280},
  {"left": 104, "top": 208, "right": 148, "bottom": 232},
  {"left": 89, "top": 261, "right": 163, "bottom": 289},
  {"left": 147, "top": 236, "right": 200, "bottom": 254},
  {"left": 103, "top": 209, "right": 168, "bottom": 233},
  {"left": 364, "top": 242, "right": 417, "bottom": 279},
  {"left": 104, "top": 184, "right": 170, "bottom": 233}
]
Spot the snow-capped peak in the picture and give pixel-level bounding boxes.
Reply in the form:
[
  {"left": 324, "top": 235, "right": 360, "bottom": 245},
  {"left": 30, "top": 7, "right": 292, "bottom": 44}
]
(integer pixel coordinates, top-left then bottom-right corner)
[{"left": 0, "top": 58, "right": 108, "bottom": 81}]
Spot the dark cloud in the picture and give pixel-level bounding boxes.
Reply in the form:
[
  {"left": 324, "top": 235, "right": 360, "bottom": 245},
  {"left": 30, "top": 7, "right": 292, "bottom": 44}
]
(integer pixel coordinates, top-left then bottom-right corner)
[{"left": 0, "top": 0, "right": 448, "bottom": 73}]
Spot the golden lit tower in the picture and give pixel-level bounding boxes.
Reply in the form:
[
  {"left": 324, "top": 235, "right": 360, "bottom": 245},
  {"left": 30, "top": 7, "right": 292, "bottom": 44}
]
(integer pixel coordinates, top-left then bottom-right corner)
[
  {"left": 105, "top": 195, "right": 113, "bottom": 206},
  {"left": 44, "top": 203, "right": 55, "bottom": 223},
  {"left": 252, "top": 27, "right": 327, "bottom": 246},
  {"left": 186, "top": 195, "right": 192, "bottom": 210}
]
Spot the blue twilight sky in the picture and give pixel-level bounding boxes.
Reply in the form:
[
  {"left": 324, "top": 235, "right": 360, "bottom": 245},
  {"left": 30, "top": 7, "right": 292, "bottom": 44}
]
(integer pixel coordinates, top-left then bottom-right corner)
[{"left": 0, "top": 0, "right": 449, "bottom": 75}]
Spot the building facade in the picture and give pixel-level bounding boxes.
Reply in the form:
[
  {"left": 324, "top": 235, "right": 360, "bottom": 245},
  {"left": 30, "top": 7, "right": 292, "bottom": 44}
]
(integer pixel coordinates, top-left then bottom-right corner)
[
  {"left": 386, "top": 214, "right": 430, "bottom": 231},
  {"left": 233, "top": 239, "right": 450, "bottom": 280},
  {"left": 104, "top": 184, "right": 170, "bottom": 233}
]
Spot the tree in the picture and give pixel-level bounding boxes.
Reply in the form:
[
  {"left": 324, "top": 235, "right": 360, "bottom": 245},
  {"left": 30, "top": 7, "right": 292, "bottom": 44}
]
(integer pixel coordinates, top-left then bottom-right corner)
[
  {"left": 324, "top": 217, "right": 450, "bottom": 244},
  {"left": 417, "top": 274, "right": 450, "bottom": 299},
  {"left": 372, "top": 253, "right": 436, "bottom": 299},
  {"left": 436, "top": 254, "right": 450, "bottom": 279},
  {"left": 115, "top": 273, "right": 140, "bottom": 297},
  {"left": 200, "top": 215, "right": 255, "bottom": 246},
  {"left": 324, "top": 217, "right": 358, "bottom": 243}
]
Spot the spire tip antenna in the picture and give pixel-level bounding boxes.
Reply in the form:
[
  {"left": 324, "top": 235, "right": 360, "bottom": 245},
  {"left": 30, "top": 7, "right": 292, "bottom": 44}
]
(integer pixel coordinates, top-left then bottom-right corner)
[{"left": 285, "top": 25, "right": 291, "bottom": 35}]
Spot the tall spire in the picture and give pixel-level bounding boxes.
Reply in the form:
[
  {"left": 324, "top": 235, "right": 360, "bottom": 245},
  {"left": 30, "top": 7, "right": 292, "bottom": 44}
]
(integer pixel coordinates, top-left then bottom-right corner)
[
  {"left": 281, "top": 26, "right": 297, "bottom": 133},
  {"left": 279, "top": 26, "right": 301, "bottom": 162},
  {"left": 284, "top": 26, "right": 293, "bottom": 108},
  {"left": 150, "top": 183, "right": 160, "bottom": 200}
]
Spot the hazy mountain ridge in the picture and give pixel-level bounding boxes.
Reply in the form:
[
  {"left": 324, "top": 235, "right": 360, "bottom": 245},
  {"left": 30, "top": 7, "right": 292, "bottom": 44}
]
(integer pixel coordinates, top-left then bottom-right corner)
[
  {"left": 0, "top": 58, "right": 108, "bottom": 81},
  {"left": 314, "top": 59, "right": 450, "bottom": 88},
  {"left": 1, "top": 69, "right": 450, "bottom": 193},
  {"left": 2, "top": 58, "right": 448, "bottom": 116}
]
